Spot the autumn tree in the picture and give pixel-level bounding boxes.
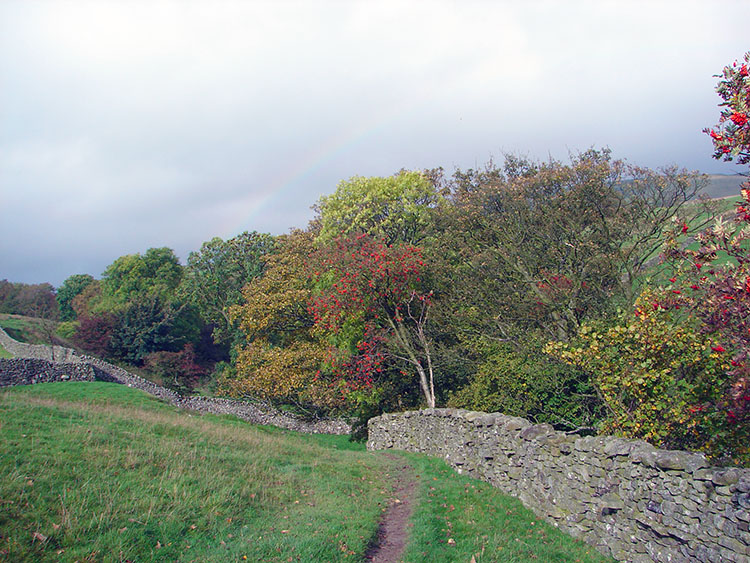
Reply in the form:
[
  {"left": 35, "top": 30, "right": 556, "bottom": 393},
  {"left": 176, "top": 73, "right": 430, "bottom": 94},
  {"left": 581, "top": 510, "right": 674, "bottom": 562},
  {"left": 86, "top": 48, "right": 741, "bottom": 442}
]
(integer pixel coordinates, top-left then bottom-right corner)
[
  {"left": 440, "top": 150, "right": 712, "bottom": 343},
  {"left": 704, "top": 51, "right": 750, "bottom": 165},
  {"left": 310, "top": 234, "right": 437, "bottom": 408},
  {"left": 0, "top": 280, "right": 59, "bottom": 319},
  {"left": 223, "top": 230, "right": 332, "bottom": 410},
  {"left": 546, "top": 54, "right": 750, "bottom": 462}
]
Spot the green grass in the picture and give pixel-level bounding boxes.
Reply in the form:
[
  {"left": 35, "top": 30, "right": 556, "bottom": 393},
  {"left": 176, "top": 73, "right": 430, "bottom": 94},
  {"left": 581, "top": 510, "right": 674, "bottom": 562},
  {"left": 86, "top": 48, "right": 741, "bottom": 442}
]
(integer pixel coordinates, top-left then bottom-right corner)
[
  {"left": 402, "top": 454, "right": 609, "bottom": 562},
  {"left": 0, "top": 344, "right": 12, "bottom": 359},
  {"left": 0, "top": 383, "right": 612, "bottom": 562},
  {"left": 0, "top": 315, "right": 58, "bottom": 346}
]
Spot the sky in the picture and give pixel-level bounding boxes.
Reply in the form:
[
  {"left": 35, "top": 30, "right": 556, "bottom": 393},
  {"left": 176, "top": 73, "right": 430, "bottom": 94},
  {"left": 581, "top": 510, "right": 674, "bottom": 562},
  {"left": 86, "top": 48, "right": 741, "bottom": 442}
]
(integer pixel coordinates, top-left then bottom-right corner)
[{"left": 2, "top": 0, "right": 749, "bottom": 287}]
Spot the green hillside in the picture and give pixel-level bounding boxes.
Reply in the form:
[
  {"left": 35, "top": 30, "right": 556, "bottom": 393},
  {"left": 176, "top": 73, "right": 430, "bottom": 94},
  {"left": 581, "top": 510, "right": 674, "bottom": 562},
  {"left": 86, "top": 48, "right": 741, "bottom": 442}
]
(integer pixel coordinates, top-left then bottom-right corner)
[
  {"left": 702, "top": 173, "right": 746, "bottom": 198},
  {"left": 0, "top": 382, "right": 610, "bottom": 562}
]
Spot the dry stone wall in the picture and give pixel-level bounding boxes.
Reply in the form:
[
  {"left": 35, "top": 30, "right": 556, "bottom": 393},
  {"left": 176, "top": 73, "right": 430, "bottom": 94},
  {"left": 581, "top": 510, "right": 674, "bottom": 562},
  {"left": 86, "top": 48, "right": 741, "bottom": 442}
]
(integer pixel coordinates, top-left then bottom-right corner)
[
  {"left": 0, "top": 326, "right": 77, "bottom": 362},
  {"left": 368, "top": 409, "right": 750, "bottom": 563},
  {"left": 0, "top": 326, "right": 350, "bottom": 435},
  {"left": 0, "top": 358, "right": 97, "bottom": 386}
]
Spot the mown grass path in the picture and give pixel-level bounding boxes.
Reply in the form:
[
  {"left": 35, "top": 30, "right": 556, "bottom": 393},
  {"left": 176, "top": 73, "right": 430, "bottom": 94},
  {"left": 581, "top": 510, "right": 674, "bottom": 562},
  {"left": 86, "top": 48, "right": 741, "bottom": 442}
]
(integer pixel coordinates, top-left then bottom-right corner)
[{"left": 0, "top": 382, "right": 612, "bottom": 562}]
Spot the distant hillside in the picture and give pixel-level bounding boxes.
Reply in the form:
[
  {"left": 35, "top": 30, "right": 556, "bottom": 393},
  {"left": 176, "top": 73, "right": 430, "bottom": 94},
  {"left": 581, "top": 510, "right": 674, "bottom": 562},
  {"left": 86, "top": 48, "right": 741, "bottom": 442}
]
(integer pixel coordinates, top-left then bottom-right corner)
[{"left": 702, "top": 174, "right": 746, "bottom": 199}]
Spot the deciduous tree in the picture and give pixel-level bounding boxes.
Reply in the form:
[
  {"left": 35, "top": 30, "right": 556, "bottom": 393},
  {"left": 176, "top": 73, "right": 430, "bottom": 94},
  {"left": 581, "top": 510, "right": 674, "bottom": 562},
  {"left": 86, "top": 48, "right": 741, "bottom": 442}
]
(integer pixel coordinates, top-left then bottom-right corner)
[
  {"left": 314, "top": 170, "right": 444, "bottom": 245},
  {"left": 181, "top": 231, "right": 276, "bottom": 346},
  {"left": 310, "top": 234, "right": 437, "bottom": 407},
  {"left": 56, "top": 274, "right": 95, "bottom": 321}
]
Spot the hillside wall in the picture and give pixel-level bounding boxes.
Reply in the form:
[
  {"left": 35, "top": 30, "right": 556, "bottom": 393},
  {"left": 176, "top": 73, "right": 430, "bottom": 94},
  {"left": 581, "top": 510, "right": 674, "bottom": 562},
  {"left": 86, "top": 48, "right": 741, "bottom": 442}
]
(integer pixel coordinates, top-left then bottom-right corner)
[
  {"left": 0, "top": 326, "right": 350, "bottom": 435},
  {"left": 0, "top": 358, "right": 97, "bottom": 386},
  {"left": 0, "top": 326, "right": 79, "bottom": 362},
  {"left": 368, "top": 409, "right": 750, "bottom": 563}
]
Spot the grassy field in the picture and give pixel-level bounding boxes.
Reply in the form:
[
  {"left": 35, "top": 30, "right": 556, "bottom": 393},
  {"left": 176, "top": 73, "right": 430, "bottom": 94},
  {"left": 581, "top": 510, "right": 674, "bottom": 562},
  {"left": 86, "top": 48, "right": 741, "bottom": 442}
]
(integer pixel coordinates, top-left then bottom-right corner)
[
  {"left": 0, "top": 314, "right": 69, "bottom": 347},
  {"left": 0, "top": 382, "right": 612, "bottom": 562},
  {"left": 0, "top": 344, "right": 12, "bottom": 359}
]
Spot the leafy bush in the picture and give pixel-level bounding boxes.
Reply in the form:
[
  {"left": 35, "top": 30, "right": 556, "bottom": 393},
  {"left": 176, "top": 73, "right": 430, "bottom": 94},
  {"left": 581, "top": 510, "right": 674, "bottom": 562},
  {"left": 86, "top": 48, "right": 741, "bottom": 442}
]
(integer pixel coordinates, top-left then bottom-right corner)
[
  {"left": 449, "top": 339, "right": 603, "bottom": 431},
  {"left": 55, "top": 320, "right": 78, "bottom": 339},
  {"left": 73, "top": 314, "right": 117, "bottom": 357},
  {"left": 547, "top": 288, "right": 749, "bottom": 464},
  {"left": 143, "top": 343, "right": 207, "bottom": 394}
]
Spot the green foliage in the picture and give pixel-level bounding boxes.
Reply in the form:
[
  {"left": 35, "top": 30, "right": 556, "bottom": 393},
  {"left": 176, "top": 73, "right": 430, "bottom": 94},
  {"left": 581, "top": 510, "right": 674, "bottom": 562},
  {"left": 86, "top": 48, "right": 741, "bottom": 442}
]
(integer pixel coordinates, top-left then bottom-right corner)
[
  {"left": 109, "top": 295, "right": 197, "bottom": 364},
  {"left": 437, "top": 151, "right": 711, "bottom": 343},
  {"left": 56, "top": 274, "right": 94, "bottom": 321},
  {"left": 181, "top": 231, "right": 276, "bottom": 346},
  {"left": 547, "top": 288, "right": 748, "bottom": 464},
  {"left": 97, "top": 247, "right": 183, "bottom": 314},
  {"left": 449, "top": 339, "right": 603, "bottom": 430},
  {"left": 55, "top": 320, "right": 78, "bottom": 340},
  {"left": 315, "top": 170, "right": 443, "bottom": 245}
]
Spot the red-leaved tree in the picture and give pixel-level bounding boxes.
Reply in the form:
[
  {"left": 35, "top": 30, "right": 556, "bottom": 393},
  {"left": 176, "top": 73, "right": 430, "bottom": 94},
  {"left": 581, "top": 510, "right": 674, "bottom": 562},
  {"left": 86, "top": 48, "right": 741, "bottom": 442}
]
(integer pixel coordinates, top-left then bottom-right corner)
[
  {"left": 704, "top": 52, "right": 750, "bottom": 165},
  {"left": 659, "top": 51, "right": 750, "bottom": 430},
  {"left": 310, "top": 234, "right": 437, "bottom": 407}
]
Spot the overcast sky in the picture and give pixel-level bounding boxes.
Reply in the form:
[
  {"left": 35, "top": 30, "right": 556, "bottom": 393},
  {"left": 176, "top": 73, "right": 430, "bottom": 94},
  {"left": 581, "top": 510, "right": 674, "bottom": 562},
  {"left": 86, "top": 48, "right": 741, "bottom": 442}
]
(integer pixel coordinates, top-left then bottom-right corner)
[{"left": 2, "top": 0, "right": 749, "bottom": 287}]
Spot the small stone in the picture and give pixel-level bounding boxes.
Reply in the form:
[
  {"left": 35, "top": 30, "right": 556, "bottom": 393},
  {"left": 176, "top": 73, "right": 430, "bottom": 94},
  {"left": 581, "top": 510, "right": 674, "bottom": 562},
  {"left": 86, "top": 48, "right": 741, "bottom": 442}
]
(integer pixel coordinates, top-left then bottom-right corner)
[
  {"left": 520, "top": 424, "right": 554, "bottom": 441},
  {"left": 713, "top": 468, "right": 741, "bottom": 486},
  {"left": 654, "top": 450, "right": 692, "bottom": 471}
]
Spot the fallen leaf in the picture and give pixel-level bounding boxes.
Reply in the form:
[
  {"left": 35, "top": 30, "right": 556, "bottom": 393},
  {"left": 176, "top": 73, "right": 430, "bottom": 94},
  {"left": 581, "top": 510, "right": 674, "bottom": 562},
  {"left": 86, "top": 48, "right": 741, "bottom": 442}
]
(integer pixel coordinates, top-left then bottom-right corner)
[
  {"left": 447, "top": 538, "right": 456, "bottom": 546},
  {"left": 32, "top": 532, "right": 47, "bottom": 543}
]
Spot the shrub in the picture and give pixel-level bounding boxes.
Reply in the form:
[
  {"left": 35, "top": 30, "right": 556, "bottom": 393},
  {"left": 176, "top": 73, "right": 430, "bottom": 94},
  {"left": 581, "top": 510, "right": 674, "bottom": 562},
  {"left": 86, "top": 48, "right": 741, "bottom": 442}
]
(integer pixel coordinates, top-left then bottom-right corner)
[
  {"left": 547, "top": 288, "right": 749, "bottom": 464},
  {"left": 449, "top": 339, "right": 603, "bottom": 431},
  {"left": 143, "top": 343, "right": 206, "bottom": 394},
  {"left": 55, "top": 320, "right": 78, "bottom": 340}
]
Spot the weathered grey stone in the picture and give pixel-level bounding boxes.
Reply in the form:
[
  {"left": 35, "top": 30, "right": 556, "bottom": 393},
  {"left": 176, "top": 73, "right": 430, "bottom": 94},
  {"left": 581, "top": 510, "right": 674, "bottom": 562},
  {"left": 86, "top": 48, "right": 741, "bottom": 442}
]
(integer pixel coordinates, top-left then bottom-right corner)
[
  {"left": 604, "top": 437, "right": 636, "bottom": 457},
  {"left": 712, "top": 468, "right": 741, "bottom": 486},
  {"left": 502, "top": 416, "right": 529, "bottom": 431},
  {"left": 654, "top": 450, "right": 693, "bottom": 471},
  {"left": 519, "top": 423, "right": 554, "bottom": 441},
  {"left": 599, "top": 492, "right": 625, "bottom": 510},
  {"left": 735, "top": 492, "right": 750, "bottom": 510}
]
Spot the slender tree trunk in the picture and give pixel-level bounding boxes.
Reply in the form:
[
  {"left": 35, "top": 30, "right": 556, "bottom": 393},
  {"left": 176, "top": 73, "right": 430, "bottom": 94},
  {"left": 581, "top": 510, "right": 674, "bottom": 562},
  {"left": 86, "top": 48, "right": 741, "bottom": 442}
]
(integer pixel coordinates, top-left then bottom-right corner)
[{"left": 386, "top": 316, "right": 435, "bottom": 408}]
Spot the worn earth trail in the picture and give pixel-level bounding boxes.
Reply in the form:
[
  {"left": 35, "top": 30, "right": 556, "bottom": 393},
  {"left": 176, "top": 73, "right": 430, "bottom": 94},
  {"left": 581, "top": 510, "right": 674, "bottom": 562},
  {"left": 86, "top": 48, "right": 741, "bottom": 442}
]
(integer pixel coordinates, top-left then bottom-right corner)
[{"left": 364, "top": 453, "right": 418, "bottom": 563}]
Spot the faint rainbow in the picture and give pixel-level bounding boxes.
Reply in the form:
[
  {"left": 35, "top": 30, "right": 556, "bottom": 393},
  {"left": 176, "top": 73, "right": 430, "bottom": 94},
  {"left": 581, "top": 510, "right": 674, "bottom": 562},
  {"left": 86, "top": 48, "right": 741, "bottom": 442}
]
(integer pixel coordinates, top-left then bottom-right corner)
[{"left": 219, "top": 91, "right": 432, "bottom": 239}]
